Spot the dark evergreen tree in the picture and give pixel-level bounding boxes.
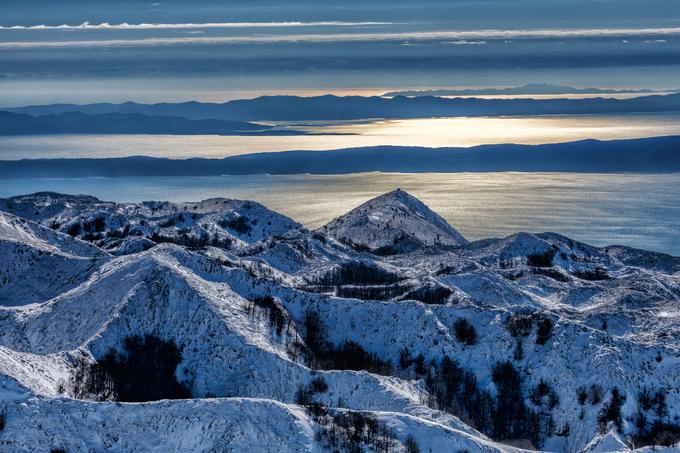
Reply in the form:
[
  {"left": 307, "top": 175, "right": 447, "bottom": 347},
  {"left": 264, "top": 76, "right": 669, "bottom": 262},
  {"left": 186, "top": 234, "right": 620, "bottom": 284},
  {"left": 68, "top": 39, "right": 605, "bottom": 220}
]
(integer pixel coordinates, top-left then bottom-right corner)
[
  {"left": 589, "top": 384, "right": 604, "bottom": 405},
  {"left": 597, "top": 387, "right": 625, "bottom": 433},
  {"left": 404, "top": 434, "right": 420, "bottom": 453},
  {"left": 535, "top": 318, "right": 554, "bottom": 345},
  {"left": 413, "top": 354, "right": 427, "bottom": 375},
  {"left": 453, "top": 318, "right": 478, "bottom": 346},
  {"left": 302, "top": 310, "right": 326, "bottom": 356},
  {"left": 398, "top": 347, "right": 412, "bottom": 369}
]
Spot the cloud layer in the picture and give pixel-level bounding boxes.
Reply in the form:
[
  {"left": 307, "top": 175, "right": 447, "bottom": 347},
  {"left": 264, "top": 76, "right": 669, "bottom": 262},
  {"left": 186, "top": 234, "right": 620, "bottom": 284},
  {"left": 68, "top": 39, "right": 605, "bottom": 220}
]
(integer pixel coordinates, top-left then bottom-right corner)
[
  {"left": 0, "top": 21, "right": 393, "bottom": 30},
  {"left": 1, "top": 27, "right": 678, "bottom": 48}
]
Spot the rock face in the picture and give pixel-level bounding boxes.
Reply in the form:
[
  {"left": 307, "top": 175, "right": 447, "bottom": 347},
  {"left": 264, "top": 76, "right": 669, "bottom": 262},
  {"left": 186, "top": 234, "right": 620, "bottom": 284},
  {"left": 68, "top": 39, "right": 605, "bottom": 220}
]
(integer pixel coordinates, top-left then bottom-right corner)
[{"left": 0, "top": 191, "right": 678, "bottom": 453}]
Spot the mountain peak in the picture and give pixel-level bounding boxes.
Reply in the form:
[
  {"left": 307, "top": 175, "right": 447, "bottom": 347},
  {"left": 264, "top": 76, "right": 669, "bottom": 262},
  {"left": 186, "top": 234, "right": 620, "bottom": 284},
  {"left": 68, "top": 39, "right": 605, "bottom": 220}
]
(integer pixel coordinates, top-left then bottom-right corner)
[{"left": 320, "top": 189, "right": 467, "bottom": 254}]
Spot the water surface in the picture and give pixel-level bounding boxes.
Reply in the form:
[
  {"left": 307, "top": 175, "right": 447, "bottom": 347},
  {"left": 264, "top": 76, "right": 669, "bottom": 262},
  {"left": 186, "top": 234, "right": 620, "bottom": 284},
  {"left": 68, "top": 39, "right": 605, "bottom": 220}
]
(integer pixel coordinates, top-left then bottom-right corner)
[
  {"left": 2, "top": 113, "right": 679, "bottom": 160},
  {"left": 2, "top": 172, "right": 678, "bottom": 256}
]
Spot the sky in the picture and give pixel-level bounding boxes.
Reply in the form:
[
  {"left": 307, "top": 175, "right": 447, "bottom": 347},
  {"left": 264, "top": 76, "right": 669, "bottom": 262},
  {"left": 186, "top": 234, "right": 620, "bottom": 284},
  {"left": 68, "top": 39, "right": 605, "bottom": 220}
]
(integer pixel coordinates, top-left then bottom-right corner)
[{"left": 1, "top": 0, "right": 679, "bottom": 105}]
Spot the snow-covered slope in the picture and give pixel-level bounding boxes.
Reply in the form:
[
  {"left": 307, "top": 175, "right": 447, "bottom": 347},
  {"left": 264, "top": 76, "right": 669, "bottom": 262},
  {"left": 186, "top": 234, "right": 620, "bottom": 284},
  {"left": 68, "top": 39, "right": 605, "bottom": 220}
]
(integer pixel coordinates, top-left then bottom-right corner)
[
  {"left": 0, "top": 191, "right": 678, "bottom": 453},
  {"left": 0, "top": 192, "right": 302, "bottom": 255},
  {"left": 320, "top": 189, "right": 468, "bottom": 254},
  {"left": 0, "top": 211, "right": 109, "bottom": 305}
]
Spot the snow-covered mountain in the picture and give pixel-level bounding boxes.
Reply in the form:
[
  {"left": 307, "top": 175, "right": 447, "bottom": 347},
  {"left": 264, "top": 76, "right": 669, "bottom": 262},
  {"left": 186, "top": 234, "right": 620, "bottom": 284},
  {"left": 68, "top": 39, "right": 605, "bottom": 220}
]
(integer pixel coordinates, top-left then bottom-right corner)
[
  {"left": 0, "top": 192, "right": 302, "bottom": 256},
  {"left": 0, "top": 191, "right": 678, "bottom": 453},
  {"left": 320, "top": 189, "right": 468, "bottom": 253}
]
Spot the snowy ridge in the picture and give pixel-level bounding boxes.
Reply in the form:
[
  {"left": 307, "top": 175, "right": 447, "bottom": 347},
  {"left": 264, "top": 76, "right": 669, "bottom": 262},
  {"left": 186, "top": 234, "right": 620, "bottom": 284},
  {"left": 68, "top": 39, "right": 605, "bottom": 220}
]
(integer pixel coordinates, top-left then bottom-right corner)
[
  {"left": 0, "top": 192, "right": 302, "bottom": 256},
  {"left": 0, "top": 211, "right": 109, "bottom": 305},
  {"left": 0, "top": 191, "right": 678, "bottom": 453},
  {"left": 320, "top": 189, "right": 468, "bottom": 254}
]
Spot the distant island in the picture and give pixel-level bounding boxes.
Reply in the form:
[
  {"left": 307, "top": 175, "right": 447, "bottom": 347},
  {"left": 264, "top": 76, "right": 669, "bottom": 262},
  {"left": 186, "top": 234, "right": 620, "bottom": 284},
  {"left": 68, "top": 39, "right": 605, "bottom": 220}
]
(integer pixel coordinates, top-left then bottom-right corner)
[
  {"left": 383, "top": 83, "right": 675, "bottom": 97},
  {"left": 0, "top": 111, "right": 304, "bottom": 136},
  {"left": 2, "top": 136, "right": 678, "bottom": 178}
]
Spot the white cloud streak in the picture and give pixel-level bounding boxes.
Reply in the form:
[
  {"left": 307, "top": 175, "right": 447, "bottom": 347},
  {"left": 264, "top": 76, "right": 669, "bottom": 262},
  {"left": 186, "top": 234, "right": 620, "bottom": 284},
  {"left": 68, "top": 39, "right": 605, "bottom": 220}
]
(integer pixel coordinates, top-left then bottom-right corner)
[
  {"left": 0, "top": 21, "right": 393, "bottom": 30},
  {"left": 0, "top": 27, "right": 678, "bottom": 49},
  {"left": 442, "top": 40, "right": 487, "bottom": 45}
]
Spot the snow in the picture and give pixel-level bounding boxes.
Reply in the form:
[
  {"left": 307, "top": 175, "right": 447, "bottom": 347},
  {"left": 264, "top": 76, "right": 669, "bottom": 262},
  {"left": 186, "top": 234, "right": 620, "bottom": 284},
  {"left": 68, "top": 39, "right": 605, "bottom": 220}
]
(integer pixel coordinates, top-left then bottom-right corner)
[
  {"left": 320, "top": 188, "right": 468, "bottom": 253},
  {"left": 0, "top": 190, "right": 678, "bottom": 452}
]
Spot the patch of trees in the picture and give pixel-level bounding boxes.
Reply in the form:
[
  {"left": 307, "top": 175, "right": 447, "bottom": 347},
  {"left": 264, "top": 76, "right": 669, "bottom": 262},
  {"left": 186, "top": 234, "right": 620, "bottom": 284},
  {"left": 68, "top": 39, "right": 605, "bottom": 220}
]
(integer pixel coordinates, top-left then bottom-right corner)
[
  {"left": 529, "top": 380, "right": 559, "bottom": 439},
  {"left": 637, "top": 387, "right": 665, "bottom": 414},
  {"left": 73, "top": 335, "right": 190, "bottom": 402},
  {"left": 491, "top": 361, "right": 547, "bottom": 447},
  {"left": 335, "top": 283, "right": 410, "bottom": 302},
  {"left": 317, "top": 409, "right": 401, "bottom": 453},
  {"left": 159, "top": 217, "right": 176, "bottom": 228},
  {"left": 425, "top": 357, "right": 495, "bottom": 435},
  {"left": 404, "top": 434, "right": 420, "bottom": 453},
  {"left": 632, "top": 387, "right": 680, "bottom": 448},
  {"left": 66, "top": 217, "right": 107, "bottom": 240},
  {"left": 399, "top": 283, "right": 452, "bottom": 305},
  {"left": 398, "top": 348, "right": 428, "bottom": 376},
  {"left": 299, "top": 309, "right": 561, "bottom": 448},
  {"left": 218, "top": 215, "right": 252, "bottom": 235},
  {"left": 576, "top": 384, "right": 605, "bottom": 420},
  {"left": 0, "top": 407, "right": 5, "bottom": 432},
  {"left": 66, "top": 223, "right": 81, "bottom": 237},
  {"left": 453, "top": 318, "right": 477, "bottom": 346},
  {"left": 571, "top": 268, "right": 611, "bottom": 281},
  {"left": 530, "top": 380, "right": 559, "bottom": 409},
  {"left": 633, "top": 422, "right": 680, "bottom": 448},
  {"left": 314, "top": 261, "right": 403, "bottom": 286},
  {"left": 91, "top": 217, "right": 106, "bottom": 233},
  {"left": 506, "top": 313, "right": 555, "bottom": 359},
  {"left": 526, "top": 247, "right": 557, "bottom": 268},
  {"left": 302, "top": 400, "right": 401, "bottom": 453},
  {"left": 425, "top": 358, "right": 554, "bottom": 448},
  {"left": 295, "top": 375, "right": 329, "bottom": 407},
  {"left": 535, "top": 318, "right": 554, "bottom": 345},
  {"left": 149, "top": 232, "right": 232, "bottom": 249},
  {"left": 304, "top": 261, "right": 410, "bottom": 301},
  {"left": 317, "top": 341, "right": 393, "bottom": 375},
  {"left": 576, "top": 385, "right": 605, "bottom": 419},
  {"left": 597, "top": 387, "right": 625, "bottom": 433},
  {"left": 81, "top": 217, "right": 107, "bottom": 234},
  {"left": 245, "top": 295, "right": 289, "bottom": 336},
  {"left": 302, "top": 311, "right": 393, "bottom": 375},
  {"left": 295, "top": 371, "right": 402, "bottom": 452}
]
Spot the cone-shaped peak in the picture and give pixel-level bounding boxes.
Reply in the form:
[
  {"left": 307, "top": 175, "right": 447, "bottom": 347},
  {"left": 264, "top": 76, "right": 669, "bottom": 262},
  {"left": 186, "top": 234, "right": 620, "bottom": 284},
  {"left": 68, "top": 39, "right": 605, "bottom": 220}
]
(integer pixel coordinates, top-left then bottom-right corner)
[{"left": 320, "top": 189, "right": 467, "bottom": 254}]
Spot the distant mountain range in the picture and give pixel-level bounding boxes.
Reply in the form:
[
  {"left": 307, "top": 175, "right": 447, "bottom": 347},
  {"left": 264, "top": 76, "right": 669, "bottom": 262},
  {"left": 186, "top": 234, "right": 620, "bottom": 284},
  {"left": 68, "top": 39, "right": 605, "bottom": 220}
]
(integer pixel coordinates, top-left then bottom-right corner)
[
  {"left": 5, "top": 92, "right": 680, "bottom": 122},
  {"left": 0, "top": 111, "right": 302, "bottom": 136},
  {"left": 383, "top": 83, "right": 674, "bottom": 97},
  {"left": 2, "top": 136, "right": 678, "bottom": 178}
]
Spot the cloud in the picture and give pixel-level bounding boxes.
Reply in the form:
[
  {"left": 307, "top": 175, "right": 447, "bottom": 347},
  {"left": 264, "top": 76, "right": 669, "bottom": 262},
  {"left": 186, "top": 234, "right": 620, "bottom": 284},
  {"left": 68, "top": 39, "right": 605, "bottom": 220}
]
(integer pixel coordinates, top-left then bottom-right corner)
[
  {"left": 0, "top": 27, "right": 678, "bottom": 49},
  {"left": 0, "top": 21, "right": 393, "bottom": 30},
  {"left": 442, "top": 40, "right": 487, "bottom": 45}
]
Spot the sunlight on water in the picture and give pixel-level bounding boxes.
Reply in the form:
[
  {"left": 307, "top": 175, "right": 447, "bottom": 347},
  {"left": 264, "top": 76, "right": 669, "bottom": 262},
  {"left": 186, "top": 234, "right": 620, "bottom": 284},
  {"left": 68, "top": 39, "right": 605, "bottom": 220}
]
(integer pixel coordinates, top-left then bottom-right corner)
[
  {"left": 1, "top": 113, "right": 679, "bottom": 159},
  {"left": 2, "top": 172, "right": 678, "bottom": 255}
]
